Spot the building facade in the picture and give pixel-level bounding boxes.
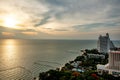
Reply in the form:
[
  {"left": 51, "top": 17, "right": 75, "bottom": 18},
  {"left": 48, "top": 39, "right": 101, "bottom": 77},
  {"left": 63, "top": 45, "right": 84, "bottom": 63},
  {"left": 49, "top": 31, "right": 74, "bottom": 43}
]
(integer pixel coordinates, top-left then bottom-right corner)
[
  {"left": 97, "top": 33, "right": 115, "bottom": 53},
  {"left": 97, "top": 50, "right": 120, "bottom": 77},
  {"left": 109, "top": 51, "right": 120, "bottom": 70}
]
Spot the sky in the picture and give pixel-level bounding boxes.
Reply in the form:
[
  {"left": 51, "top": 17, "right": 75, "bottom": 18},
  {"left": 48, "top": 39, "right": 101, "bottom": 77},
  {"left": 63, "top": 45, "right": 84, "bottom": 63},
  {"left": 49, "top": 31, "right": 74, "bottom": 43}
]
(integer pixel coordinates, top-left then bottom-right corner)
[{"left": 0, "top": 0, "right": 120, "bottom": 40}]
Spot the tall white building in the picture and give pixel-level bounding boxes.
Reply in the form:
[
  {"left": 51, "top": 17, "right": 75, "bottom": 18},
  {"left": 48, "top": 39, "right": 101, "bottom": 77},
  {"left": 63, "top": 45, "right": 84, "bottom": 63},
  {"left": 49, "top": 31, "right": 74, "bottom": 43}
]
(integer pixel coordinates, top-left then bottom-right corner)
[{"left": 97, "top": 33, "right": 115, "bottom": 53}]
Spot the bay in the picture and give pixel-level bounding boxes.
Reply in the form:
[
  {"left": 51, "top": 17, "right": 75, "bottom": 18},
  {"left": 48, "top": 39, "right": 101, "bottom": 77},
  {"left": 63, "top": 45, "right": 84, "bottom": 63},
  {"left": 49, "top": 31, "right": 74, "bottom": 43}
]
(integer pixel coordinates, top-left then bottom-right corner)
[{"left": 0, "top": 39, "right": 119, "bottom": 79}]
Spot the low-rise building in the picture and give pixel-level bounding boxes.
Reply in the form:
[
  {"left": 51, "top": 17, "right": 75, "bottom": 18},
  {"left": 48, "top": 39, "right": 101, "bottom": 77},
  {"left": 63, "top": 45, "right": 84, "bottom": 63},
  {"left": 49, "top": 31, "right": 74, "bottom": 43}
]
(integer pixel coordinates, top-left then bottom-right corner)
[{"left": 87, "top": 54, "right": 105, "bottom": 59}]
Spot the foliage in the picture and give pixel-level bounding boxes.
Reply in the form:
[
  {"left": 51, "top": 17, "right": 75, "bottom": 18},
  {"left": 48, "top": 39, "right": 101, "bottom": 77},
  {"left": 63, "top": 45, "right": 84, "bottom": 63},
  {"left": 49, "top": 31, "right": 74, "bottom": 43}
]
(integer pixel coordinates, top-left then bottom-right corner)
[
  {"left": 39, "top": 70, "right": 84, "bottom": 80},
  {"left": 39, "top": 49, "right": 117, "bottom": 80},
  {"left": 85, "top": 49, "right": 99, "bottom": 54},
  {"left": 74, "top": 56, "right": 85, "bottom": 61},
  {"left": 64, "top": 63, "right": 74, "bottom": 70},
  {"left": 101, "top": 73, "right": 119, "bottom": 80}
]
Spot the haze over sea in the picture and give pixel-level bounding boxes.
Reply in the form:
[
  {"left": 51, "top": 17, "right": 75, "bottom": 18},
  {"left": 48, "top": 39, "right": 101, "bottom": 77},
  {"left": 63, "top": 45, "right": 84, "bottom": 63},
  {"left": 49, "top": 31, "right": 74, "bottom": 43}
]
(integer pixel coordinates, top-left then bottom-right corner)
[{"left": 0, "top": 39, "right": 120, "bottom": 78}]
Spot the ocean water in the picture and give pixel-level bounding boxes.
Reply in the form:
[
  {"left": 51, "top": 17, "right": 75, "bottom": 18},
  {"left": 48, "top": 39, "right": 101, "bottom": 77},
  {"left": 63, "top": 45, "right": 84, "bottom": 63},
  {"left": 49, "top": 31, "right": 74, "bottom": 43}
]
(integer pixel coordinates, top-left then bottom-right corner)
[{"left": 0, "top": 39, "right": 119, "bottom": 79}]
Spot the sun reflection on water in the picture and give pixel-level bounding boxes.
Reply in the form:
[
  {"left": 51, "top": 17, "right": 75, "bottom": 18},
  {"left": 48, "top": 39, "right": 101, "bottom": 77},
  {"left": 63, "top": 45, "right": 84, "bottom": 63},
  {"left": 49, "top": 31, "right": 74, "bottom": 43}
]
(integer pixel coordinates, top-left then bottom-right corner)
[
  {"left": 0, "top": 39, "right": 33, "bottom": 79},
  {"left": 1, "top": 39, "right": 18, "bottom": 68}
]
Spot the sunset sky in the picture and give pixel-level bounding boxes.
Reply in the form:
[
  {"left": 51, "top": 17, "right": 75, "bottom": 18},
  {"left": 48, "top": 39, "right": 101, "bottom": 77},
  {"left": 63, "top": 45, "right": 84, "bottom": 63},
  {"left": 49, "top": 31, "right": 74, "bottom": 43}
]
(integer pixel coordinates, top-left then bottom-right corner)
[{"left": 0, "top": 0, "right": 120, "bottom": 40}]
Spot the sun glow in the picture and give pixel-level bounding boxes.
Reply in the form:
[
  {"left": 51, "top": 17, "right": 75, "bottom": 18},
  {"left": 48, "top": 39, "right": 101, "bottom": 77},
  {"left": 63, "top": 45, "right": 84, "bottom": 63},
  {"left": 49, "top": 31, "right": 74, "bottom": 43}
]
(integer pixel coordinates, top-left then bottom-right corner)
[{"left": 3, "top": 15, "right": 19, "bottom": 28}]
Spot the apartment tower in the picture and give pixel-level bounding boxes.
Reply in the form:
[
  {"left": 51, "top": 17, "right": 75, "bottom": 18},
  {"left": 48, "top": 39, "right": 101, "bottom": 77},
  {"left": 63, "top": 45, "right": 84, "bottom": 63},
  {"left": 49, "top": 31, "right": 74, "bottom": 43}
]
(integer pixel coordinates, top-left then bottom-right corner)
[{"left": 97, "top": 33, "right": 115, "bottom": 53}]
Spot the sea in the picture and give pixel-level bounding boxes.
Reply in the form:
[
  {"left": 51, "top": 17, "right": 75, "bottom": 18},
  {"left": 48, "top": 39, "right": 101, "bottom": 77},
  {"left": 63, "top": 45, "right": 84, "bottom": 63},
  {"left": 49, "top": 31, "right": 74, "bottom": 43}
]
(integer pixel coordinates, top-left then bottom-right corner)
[{"left": 0, "top": 39, "right": 120, "bottom": 79}]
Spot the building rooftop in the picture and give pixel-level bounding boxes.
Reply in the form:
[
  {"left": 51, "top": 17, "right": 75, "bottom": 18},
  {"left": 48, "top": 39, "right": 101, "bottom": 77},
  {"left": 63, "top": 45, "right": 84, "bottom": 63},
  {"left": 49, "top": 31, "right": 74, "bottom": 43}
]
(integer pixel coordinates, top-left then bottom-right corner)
[{"left": 110, "top": 50, "right": 120, "bottom": 54}]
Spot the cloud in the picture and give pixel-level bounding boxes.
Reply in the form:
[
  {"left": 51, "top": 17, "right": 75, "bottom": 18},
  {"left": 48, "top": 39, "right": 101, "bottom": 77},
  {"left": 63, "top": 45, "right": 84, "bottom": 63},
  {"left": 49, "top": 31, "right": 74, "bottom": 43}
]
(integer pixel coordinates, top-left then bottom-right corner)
[
  {"left": 2, "top": 32, "right": 15, "bottom": 36},
  {"left": 0, "top": 0, "right": 49, "bottom": 29},
  {"left": 54, "top": 29, "right": 68, "bottom": 31},
  {"left": 35, "top": 15, "right": 51, "bottom": 27},
  {"left": 40, "top": 0, "right": 120, "bottom": 23},
  {"left": 72, "top": 22, "right": 120, "bottom": 31},
  {"left": 0, "top": 26, "right": 53, "bottom": 39},
  {"left": 0, "top": 0, "right": 120, "bottom": 39},
  {"left": 21, "top": 31, "right": 38, "bottom": 35}
]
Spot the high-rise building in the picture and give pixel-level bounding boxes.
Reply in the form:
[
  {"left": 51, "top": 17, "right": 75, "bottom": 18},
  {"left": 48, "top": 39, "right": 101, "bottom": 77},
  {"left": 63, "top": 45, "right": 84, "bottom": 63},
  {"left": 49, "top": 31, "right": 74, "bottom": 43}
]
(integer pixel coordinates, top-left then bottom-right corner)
[
  {"left": 97, "top": 34, "right": 120, "bottom": 76},
  {"left": 109, "top": 51, "right": 120, "bottom": 70},
  {"left": 97, "top": 49, "right": 120, "bottom": 76},
  {"left": 97, "top": 33, "right": 115, "bottom": 53}
]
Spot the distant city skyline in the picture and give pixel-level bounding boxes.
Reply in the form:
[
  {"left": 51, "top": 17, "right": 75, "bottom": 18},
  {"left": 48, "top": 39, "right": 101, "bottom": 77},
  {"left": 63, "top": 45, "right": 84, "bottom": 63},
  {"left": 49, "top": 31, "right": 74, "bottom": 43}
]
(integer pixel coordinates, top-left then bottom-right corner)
[{"left": 0, "top": 0, "right": 120, "bottom": 40}]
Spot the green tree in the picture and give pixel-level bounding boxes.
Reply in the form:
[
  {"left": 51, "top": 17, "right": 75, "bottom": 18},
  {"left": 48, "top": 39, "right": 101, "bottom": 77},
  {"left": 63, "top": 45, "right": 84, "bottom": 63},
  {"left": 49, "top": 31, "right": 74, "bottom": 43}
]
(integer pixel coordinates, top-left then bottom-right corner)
[{"left": 74, "top": 56, "right": 85, "bottom": 61}]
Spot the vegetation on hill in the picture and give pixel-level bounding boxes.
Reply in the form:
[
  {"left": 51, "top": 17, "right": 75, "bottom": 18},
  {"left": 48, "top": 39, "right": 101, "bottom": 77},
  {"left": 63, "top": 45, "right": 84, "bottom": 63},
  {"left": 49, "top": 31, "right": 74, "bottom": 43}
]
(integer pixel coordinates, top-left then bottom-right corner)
[{"left": 39, "top": 49, "right": 119, "bottom": 80}]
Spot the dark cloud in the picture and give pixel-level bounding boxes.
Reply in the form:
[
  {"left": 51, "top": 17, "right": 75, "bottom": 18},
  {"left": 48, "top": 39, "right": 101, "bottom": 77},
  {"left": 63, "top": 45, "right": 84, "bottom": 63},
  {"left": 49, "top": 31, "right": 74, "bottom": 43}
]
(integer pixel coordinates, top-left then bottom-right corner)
[
  {"left": 41, "top": 0, "right": 67, "bottom": 7},
  {"left": 72, "top": 22, "right": 120, "bottom": 32},
  {"left": 35, "top": 15, "right": 51, "bottom": 27},
  {"left": 40, "top": 0, "right": 120, "bottom": 22}
]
